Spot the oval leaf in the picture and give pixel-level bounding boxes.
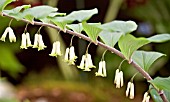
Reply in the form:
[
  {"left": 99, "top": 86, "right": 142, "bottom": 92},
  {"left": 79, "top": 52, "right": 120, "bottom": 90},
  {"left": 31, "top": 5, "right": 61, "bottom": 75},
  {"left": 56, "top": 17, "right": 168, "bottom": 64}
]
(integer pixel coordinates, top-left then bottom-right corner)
[
  {"left": 66, "top": 8, "right": 98, "bottom": 22},
  {"left": 66, "top": 23, "right": 83, "bottom": 33},
  {"left": 148, "top": 34, "right": 170, "bottom": 43},
  {"left": 149, "top": 77, "right": 170, "bottom": 91},
  {"left": 3, "top": 5, "right": 31, "bottom": 20},
  {"left": 23, "top": 5, "right": 58, "bottom": 20},
  {"left": 99, "top": 31, "right": 123, "bottom": 47},
  {"left": 132, "top": 51, "right": 165, "bottom": 71},
  {"left": 100, "top": 20, "right": 137, "bottom": 34},
  {"left": 0, "top": 0, "right": 16, "bottom": 12},
  {"left": 118, "top": 34, "right": 149, "bottom": 61},
  {"left": 82, "top": 22, "right": 102, "bottom": 43}
]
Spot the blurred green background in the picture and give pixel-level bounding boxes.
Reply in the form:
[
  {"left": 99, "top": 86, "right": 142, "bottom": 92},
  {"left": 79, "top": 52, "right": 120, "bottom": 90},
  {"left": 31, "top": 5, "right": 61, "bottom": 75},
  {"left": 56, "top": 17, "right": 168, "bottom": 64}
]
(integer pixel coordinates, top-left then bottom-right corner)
[{"left": 0, "top": 0, "right": 169, "bottom": 102}]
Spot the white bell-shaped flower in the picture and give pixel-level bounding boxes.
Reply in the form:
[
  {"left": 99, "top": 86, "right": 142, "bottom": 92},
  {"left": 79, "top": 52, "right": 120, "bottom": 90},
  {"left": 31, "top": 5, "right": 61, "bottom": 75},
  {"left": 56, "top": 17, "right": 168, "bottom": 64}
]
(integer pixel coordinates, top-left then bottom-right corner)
[
  {"left": 49, "top": 41, "right": 62, "bottom": 57},
  {"left": 142, "top": 92, "right": 150, "bottom": 102},
  {"left": 38, "top": 34, "right": 47, "bottom": 51},
  {"left": 95, "top": 61, "right": 107, "bottom": 77},
  {"left": 95, "top": 61, "right": 103, "bottom": 76},
  {"left": 32, "top": 34, "right": 39, "bottom": 48},
  {"left": 126, "top": 82, "right": 135, "bottom": 99},
  {"left": 0, "top": 27, "right": 16, "bottom": 42},
  {"left": 8, "top": 27, "right": 16, "bottom": 43},
  {"left": 26, "top": 32, "right": 32, "bottom": 47},
  {"left": 69, "top": 46, "right": 77, "bottom": 65},
  {"left": 114, "top": 69, "right": 124, "bottom": 88},
  {"left": 64, "top": 48, "right": 69, "bottom": 62},
  {"left": 20, "top": 33, "right": 27, "bottom": 49},
  {"left": 77, "top": 55, "right": 85, "bottom": 69},
  {"left": 86, "top": 54, "right": 96, "bottom": 68}
]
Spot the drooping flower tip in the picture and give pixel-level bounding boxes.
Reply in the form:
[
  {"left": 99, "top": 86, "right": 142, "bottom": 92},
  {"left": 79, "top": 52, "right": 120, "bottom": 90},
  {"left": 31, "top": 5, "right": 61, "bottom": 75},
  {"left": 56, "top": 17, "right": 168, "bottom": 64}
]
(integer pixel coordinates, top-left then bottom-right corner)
[
  {"left": 126, "top": 82, "right": 135, "bottom": 99},
  {"left": 0, "top": 27, "right": 16, "bottom": 43},
  {"left": 49, "top": 41, "right": 62, "bottom": 57}
]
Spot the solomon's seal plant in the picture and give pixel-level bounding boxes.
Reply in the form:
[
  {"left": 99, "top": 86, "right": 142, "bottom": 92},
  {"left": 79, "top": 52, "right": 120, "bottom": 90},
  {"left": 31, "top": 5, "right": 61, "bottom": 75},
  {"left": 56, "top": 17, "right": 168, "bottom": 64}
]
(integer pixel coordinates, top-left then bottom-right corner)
[{"left": 0, "top": 0, "right": 170, "bottom": 101}]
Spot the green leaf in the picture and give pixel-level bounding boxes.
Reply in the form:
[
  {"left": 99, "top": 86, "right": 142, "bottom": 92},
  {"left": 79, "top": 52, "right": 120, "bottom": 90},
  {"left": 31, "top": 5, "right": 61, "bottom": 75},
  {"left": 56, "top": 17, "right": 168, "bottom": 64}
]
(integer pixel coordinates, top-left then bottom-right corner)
[
  {"left": 66, "top": 8, "right": 98, "bottom": 22},
  {"left": 164, "top": 90, "right": 170, "bottom": 101},
  {"left": 3, "top": 5, "right": 31, "bottom": 20},
  {"left": 100, "top": 20, "right": 138, "bottom": 34},
  {"left": 66, "top": 23, "right": 83, "bottom": 33},
  {"left": 66, "top": 23, "right": 100, "bottom": 33},
  {"left": 148, "top": 34, "right": 170, "bottom": 43},
  {"left": 3, "top": 5, "right": 31, "bottom": 14},
  {"left": 149, "top": 85, "right": 163, "bottom": 102},
  {"left": 48, "top": 12, "right": 66, "bottom": 17},
  {"left": 23, "top": 5, "right": 58, "bottom": 20},
  {"left": 118, "top": 34, "right": 149, "bottom": 61},
  {"left": 0, "top": 0, "right": 16, "bottom": 12},
  {"left": 149, "top": 77, "right": 170, "bottom": 91},
  {"left": 82, "top": 22, "right": 102, "bottom": 43},
  {"left": 132, "top": 51, "right": 165, "bottom": 71},
  {"left": 0, "top": 46, "right": 24, "bottom": 77},
  {"left": 99, "top": 31, "right": 123, "bottom": 47}
]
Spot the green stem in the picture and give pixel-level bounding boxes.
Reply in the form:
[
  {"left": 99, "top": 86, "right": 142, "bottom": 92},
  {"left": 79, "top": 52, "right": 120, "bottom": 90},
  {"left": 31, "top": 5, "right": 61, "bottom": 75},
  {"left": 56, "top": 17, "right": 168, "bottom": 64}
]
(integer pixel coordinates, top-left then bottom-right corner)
[
  {"left": 70, "top": 35, "right": 75, "bottom": 46},
  {"left": 85, "top": 42, "right": 92, "bottom": 54},
  {"left": 8, "top": 19, "right": 13, "bottom": 27},
  {"left": 118, "top": 59, "right": 126, "bottom": 70}
]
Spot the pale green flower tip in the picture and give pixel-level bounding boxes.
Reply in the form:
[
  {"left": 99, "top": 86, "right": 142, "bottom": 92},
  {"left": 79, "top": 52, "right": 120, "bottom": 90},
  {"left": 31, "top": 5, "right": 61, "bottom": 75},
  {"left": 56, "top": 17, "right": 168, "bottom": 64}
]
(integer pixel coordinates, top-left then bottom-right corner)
[
  {"left": 32, "top": 46, "right": 38, "bottom": 48},
  {"left": 77, "top": 66, "right": 84, "bottom": 69},
  {"left": 27, "top": 44, "right": 33, "bottom": 47},
  {"left": 83, "top": 68, "right": 91, "bottom": 71},
  {"left": 89, "top": 66, "right": 96, "bottom": 68},
  {"left": 49, "top": 53, "right": 57, "bottom": 57},
  {"left": 95, "top": 72, "right": 104, "bottom": 77},
  {"left": 20, "top": 46, "right": 27, "bottom": 49},
  {"left": 0, "top": 37, "right": 5, "bottom": 42}
]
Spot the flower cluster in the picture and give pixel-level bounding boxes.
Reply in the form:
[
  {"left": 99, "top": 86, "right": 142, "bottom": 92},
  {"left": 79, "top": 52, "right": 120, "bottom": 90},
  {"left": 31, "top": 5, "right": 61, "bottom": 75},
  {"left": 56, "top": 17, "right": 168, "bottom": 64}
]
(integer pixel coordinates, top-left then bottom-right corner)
[
  {"left": 114, "top": 69, "right": 124, "bottom": 88},
  {"left": 95, "top": 60, "right": 106, "bottom": 77},
  {"left": 142, "top": 92, "right": 150, "bottom": 102},
  {"left": 32, "top": 34, "right": 47, "bottom": 51},
  {"left": 126, "top": 81, "right": 135, "bottom": 99},
  {"left": 77, "top": 53, "right": 96, "bottom": 71},
  {"left": 64, "top": 46, "right": 77, "bottom": 65},
  {"left": 0, "top": 27, "right": 16, "bottom": 43},
  {"left": 49, "top": 41, "right": 62, "bottom": 57},
  {"left": 20, "top": 33, "right": 32, "bottom": 49}
]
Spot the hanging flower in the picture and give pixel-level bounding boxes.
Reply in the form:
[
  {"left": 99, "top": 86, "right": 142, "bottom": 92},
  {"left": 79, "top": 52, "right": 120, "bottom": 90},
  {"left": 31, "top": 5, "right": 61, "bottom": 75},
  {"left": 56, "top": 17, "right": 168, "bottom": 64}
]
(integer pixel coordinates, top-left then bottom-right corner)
[
  {"left": 0, "top": 27, "right": 16, "bottom": 42},
  {"left": 64, "top": 48, "right": 69, "bottom": 62},
  {"left": 69, "top": 46, "right": 77, "bottom": 65},
  {"left": 20, "top": 33, "right": 27, "bottom": 49},
  {"left": 142, "top": 92, "right": 150, "bottom": 102},
  {"left": 38, "top": 34, "right": 47, "bottom": 51},
  {"left": 126, "top": 82, "right": 135, "bottom": 99},
  {"left": 77, "top": 55, "right": 85, "bottom": 69},
  {"left": 77, "top": 53, "right": 96, "bottom": 71},
  {"left": 26, "top": 32, "right": 32, "bottom": 47},
  {"left": 49, "top": 41, "right": 62, "bottom": 57},
  {"left": 114, "top": 69, "right": 124, "bottom": 88},
  {"left": 32, "top": 34, "right": 47, "bottom": 51},
  {"left": 64, "top": 46, "right": 77, "bottom": 65},
  {"left": 95, "top": 61, "right": 107, "bottom": 77}
]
